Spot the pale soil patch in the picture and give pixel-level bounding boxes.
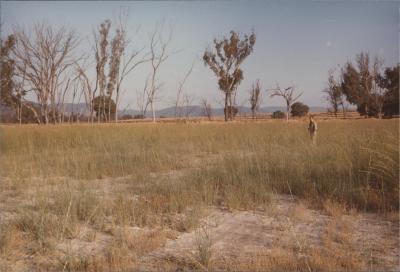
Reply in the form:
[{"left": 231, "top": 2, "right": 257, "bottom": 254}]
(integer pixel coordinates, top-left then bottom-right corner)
[
  {"left": 137, "top": 195, "right": 399, "bottom": 271},
  {"left": 1, "top": 193, "right": 398, "bottom": 271},
  {"left": 1, "top": 172, "right": 398, "bottom": 271}
]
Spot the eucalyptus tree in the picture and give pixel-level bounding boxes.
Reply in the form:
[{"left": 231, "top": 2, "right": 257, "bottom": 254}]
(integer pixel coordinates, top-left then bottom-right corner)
[
  {"left": 249, "top": 79, "right": 262, "bottom": 119},
  {"left": 324, "top": 69, "right": 342, "bottom": 117},
  {"left": 203, "top": 30, "right": 256, "bottom": 121}
]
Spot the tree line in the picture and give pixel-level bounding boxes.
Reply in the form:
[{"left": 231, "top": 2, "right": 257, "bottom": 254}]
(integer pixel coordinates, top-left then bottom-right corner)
[
  {"left": 0, "top": 16, "right": 174, "bottom": 124},
  {"left": 324, "top": 52, "right": 399, "bottom": 118},
  {"left": 1, "top": 18, "right": 398, "bottom": 125}
]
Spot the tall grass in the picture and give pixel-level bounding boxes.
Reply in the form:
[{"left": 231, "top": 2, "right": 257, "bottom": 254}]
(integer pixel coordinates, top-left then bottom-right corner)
[
  {"left": 0, "top": 120, "right": 398, "bottom": 213},
  {"left": 0, "top": 119, "right": 398, "bottom": 270}
]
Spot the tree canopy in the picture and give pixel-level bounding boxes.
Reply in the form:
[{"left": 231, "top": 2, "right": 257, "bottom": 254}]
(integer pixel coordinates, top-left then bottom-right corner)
[
  {"left": 291, "top": 102, "right": 309, "bottom": 117},
  {"left": 203, "top": 30, "right": 256, "bottom": 121}
]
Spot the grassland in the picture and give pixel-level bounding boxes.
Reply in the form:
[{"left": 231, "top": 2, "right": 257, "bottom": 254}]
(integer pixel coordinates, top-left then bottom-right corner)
[{"left": 0, "top": 118, "right": 398, "bottom": 271}]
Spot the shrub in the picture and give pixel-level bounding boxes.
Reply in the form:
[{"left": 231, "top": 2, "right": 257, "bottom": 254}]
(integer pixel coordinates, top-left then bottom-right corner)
[
  {"left": 291, "top": 102, "right": 309, "bottom": 117},
  {"left": 133, "top": 114, "right": 145, "bottom": 119},
  {"left": 224, "top": 106, "right": 238, "bottom": 119},
  {"left": 120, "top": 114, "right": 133, "bottom": 120},
  {"left": 92, "top": 95, "right": 116, "bottom": 121},
  {"left": 271, "top": 110, "right": 286, "bottom": 119}
]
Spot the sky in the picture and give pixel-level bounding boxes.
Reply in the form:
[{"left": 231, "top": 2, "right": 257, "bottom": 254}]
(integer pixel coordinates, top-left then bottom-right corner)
[{"left": 1, "top": 0, "right": 398, "bottom": 110}]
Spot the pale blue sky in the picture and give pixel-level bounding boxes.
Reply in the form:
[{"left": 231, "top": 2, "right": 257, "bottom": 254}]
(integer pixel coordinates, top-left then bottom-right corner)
[{"left": 1, "top": 1, "right": 398, "bottom": 109}]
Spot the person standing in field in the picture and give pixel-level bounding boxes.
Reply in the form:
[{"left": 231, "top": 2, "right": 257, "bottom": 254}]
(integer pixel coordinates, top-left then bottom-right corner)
[{"left": 308, "top": 115, "right": 318, "bottom": 145}]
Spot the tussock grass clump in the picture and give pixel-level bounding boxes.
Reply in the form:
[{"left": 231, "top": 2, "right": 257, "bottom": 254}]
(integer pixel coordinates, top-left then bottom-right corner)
[{"left": 194, "top": 226, "right": 213, "bottom": 270}]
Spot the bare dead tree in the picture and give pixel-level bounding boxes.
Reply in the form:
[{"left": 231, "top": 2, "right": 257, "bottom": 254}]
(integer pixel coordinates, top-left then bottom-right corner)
[
  {"left": 135, "top": 75, "right": 150, "bottom": 117},
  {"left": 183, "top": 93, "right": 196, "bottom": 120},
  {"left": 174, "top": 60, "right": 195, "bottom": 119},
  {"left": 112, "top": 15, "right": 149, "bottom": 122},
  {"left": 145, "top": 81, "right": 163, "bottom": 119},
  {"left": 203, "top": 30, "right": 256, "bottom": 121},
  {"left": 270, "top": 84, "right": 302, "bottom": 121},
  {"left": 76, "top": 85, "right": 85, "bottom": 123},
  {"left": 75, "top": 58, "right": 97, "bottom": 123},
  {"left": 249, "top": 79, "right": 262, "bottom": 119},
  {"left": 79, "top": 14, "right": 148, "bottom": 123},
  {"left": 13, "top": 69, "right": 41, "bottom": 124},
  {"left": 68, "top": 79, "right": 80, "bottom": 123},
  {"left": 57, "top": 78, "right": 71, "bottom": 123},
  {"left": 147, "top": 22, "right": 174, "bottom": 122},
  {"left": 12, "top": 22, "right": 80, "bottom": 124},
  {"left": 201, "top": 98, "right": 213, "bottom": 121},
  {"left": 77, "top": 16, "right": 149, "bottom": 123},
  {"left": 113, "top": 46, "right": 149, "bottom": 122}
]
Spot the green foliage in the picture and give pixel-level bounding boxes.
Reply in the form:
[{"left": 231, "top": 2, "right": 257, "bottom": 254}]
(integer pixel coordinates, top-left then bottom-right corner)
[
  {"left": 271, "top": 110, "right": 286, "bottom": 119},
  {"left": 324, "top": 70, "right": 343, "bottom": 116},
  {"left": 120, "top": 114, "right": 133, "bottom": 120},
  {"left": 203, "top": 30, "right": 256, "bottom": 121},
  {"left": 381, "top": 65, "right": 399, "bottom": 116},
  {"left": 290, "top": 102, "right": 309, "bottom": 117},
  {"left": 134, "top": 114, "right": 145, "bottom": 119},
  {"left": 340, "top": 53, "right": 374, "bottom": 116},
  {"left": 339, "top": 53, "right": 398, "bottom": 117},
  {"left": 341, "top": 62, "right": 362, "bottom": 106},
  {"left": 223, "top": 106, "right": 238, "bottom": 118},
  {"left": 92, "top": 95, "right": 116, "bottom": 121},
  {"left": 0, "top": 35, "right": 18, "bottom": 107},
  {"left": 249, "top": 79, "right": 262, "bottom": 119}
]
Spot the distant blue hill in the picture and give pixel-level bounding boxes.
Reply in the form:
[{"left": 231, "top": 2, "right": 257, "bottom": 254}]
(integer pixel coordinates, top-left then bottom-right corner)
[
  {"left": 120, "top": 105, "right": 327, "bottom": 118},
  {"left": 1, "top": 102, "right": 327, "bottom": 120}
]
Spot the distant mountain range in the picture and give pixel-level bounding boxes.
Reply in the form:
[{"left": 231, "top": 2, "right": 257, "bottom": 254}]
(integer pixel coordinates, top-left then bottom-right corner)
[
  {"left": 1, "top": 102, "right": 327, "bottom": 120},
  {"left": 120, "top": 105, "right": 327, "bottom": 118}
]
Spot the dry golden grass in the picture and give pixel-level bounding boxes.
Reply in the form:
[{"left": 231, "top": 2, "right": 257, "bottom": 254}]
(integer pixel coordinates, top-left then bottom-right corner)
[{"left": 0, "top": 119, "right": 398, "bottom": 271}]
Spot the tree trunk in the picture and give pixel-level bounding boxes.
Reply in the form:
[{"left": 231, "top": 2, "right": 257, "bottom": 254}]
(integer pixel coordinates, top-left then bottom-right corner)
[
  {"left": 101, "top": 96, "right": 107, "bottom": 122},
  {"left": 51, "top": 97, "right": 57, "bottom": 124},
  {"left": 341, "top": 103, "right": 346, "bottom": 119},
  {"left": 224, "top": 92, "right": 228, "bottom": 122},
  {"left": 90, "top": 101, "right": 94, "bottom": 124},
  {"left": 115, "top": 90, "right": 120, "bottom": 123},
  {"left": 228, "top": 93, "right": 233, "bottom": 121},
  {"left": 108, "top": 99, "right": 111, "bottom": 122},
  {"left": 18, "top": 104, "right": 22, "bottom": 125},
  {"left": 151, "top": 101, "right": 156, "bottom": 122},
  {"left": 44, "top": 112, "right": 49, "bottom": 125},
  {"left": 286, "top": 103, "right": 290, "bottom": 122},
  {"left": 42, "top": 104, "right": 49, "bottom": 125},
  {"left": 378, "top": 105, "right": 383, "bottom": 119},
  {"left": 26, "top": 105, "right": 41, "bottom": 124}
]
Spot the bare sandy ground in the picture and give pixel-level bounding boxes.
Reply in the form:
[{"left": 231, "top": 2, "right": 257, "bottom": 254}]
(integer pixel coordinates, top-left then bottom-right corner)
[
  {"left": 1, "top": 189, "right": 398, "bottom": 271},
  {"left": 137, "top": 195, "right": 399, "bottom": 271}
]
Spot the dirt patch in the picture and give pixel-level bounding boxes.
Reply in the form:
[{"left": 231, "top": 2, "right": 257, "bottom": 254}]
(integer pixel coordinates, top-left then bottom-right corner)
[
  {"left": 1, "top": 190, "right": 398, "bottom": 271},
  {"left": 138, "top": 195, "right": 399, "bottom": 271}
]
